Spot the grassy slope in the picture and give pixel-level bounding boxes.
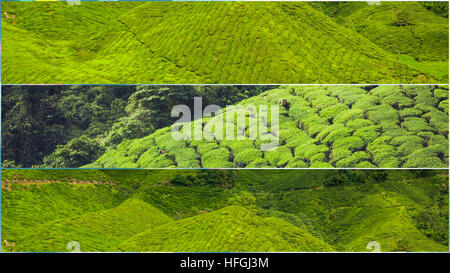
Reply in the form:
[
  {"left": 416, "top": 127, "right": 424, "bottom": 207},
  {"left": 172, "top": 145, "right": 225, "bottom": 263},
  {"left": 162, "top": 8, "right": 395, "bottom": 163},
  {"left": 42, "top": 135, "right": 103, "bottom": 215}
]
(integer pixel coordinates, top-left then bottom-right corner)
[
  {"left": 330, "top": 193, "right": 446, "bottom": 252},
  {"left": 1, "top": 1, "right": 437, "bottom": 83},
  {"left": 1, "top": 180, "right": 128, "bottom": 246},
  {"left": 118, "top": 206, "right": 334, "bottom": 252},
  {"left": 335, "top": 2, "right": 448, "bottom": 61},
  {"left": 395, "top": 54, "right": 448, "bottom": 83},
  {"left": 86, "top": 85, "right": 449, "bottom": 169},
  {"left": 256, "top": 174, "right": 449, "bottom": 251},
  {"left": 1, "top": 1, "right": 202, "bottom": 84},
  {"left": 1, "top": 170, "right": 447, "bottom": 252},
  {"left": 11, "top": 199, "right": 173, "bottom": 252},
  {"left": 332, "top": 1, "right": 449, "bottom": 82}
]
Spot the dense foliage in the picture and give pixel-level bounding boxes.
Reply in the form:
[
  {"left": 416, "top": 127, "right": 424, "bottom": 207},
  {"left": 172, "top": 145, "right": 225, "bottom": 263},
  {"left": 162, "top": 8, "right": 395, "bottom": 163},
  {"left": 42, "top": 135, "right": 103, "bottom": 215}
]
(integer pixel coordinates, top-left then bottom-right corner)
[
  {"left": 420, "top": 1, "right": 449, "bottom": 18},
  {"left": 337, "top": 2, "right": 448, "bottom": 81},
  {"left": 88, "top": 85, "right": 449, "bottom": 168},
  {"left": 309, "top": 1, "right": 449, "bottom": 81},
  {"left": 2, "top": 1, "right": 446, "bottom": 84},
  {"left": 2, "top": 169, "right": 448, "bottom": 252},
  {"left": 1, "top": 85, "right": 133, "bottom": 167},
  {"left": 1, "top": 85, "right": 269, "bottom": 167}
]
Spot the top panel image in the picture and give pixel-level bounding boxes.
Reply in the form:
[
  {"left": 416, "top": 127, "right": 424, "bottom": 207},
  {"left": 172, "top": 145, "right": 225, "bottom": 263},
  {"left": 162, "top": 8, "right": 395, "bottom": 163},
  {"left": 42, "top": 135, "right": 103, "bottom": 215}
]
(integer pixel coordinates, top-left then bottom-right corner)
[{"left": 1, "top": 1, "right": 448, "bottom": 84}]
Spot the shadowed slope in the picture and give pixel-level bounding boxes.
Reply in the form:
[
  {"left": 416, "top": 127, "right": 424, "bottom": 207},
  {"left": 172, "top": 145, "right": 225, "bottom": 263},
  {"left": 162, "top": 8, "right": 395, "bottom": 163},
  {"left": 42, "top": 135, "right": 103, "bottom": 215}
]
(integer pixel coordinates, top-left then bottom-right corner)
[
  {"left": 331, "top": 1, "right": 449, "bottom": 82},
  {"left": 334, "top": 1, "right": 448, "bottom": 61},
  {"left": 259, "top": 175, "right": 449, "bottom": 251},
  {"left": 118, "top": 206, "right": 335, "bottom": 252}
]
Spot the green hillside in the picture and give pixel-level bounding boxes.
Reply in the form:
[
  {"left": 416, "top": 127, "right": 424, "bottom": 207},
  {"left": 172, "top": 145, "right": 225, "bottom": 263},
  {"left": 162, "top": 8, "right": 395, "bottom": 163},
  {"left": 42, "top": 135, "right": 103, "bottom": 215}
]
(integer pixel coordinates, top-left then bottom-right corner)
[
  {"left": 256, "top": 176, "right": 449, "bottom": 251},
  {"left": 1, "top": 85, "right": 270, "bottom": 168},
  {"left": 11, "top": 199, "right": 173, "bottom": 252},
  {"left": 86, "top": 85, "right": 449, "bottom": 169},
  {"left": 327, "top": 1, "right": 449, "bottom": 82},
  {"left": 1, "top": 171, "right": 129, "bottom": 246},
  {"left": 2, "top": 169, "right": 448, "bottom": 252},
  {"left": 118, "top": 206, "right": 334, "bottom": 252},
  {"left": 329, "top": 1, "right": 448, "bottom": 61},
  {"left": 2, "top": 1, "right": 445, "bottom": 84},
  {"left": 328, "top": 193, "right": 447, "bottom": 252}
]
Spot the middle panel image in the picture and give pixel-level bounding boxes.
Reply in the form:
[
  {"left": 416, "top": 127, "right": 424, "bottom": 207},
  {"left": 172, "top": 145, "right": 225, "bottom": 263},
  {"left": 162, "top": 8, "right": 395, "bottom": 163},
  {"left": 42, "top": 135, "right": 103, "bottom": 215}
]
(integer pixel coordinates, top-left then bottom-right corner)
[{"left": 2, "top": 84, "right": 448, "bottom": 169}]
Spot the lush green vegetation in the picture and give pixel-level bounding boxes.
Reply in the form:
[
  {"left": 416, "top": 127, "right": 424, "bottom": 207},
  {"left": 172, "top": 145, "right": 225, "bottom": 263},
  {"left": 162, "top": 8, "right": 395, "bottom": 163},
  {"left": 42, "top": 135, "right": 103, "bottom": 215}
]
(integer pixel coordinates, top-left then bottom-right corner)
[
  {"left": 119, "top": 206, "right": 334, "bottom": 252},
  {"left": 395, "top": 54, "right": 449, "bottom": 83},
  {"left": 87, "top": 85, "right": 449, "bottom": 168},
  {"left": 1, "top": 85, "right": 269, "bottom": 167},
  {"left": 420, "top": 1, "right": 449, "bottom": 18},
  {"left": 12, "top": 199, "right": 173, "bottom": 252},
  {"left": 310, "top": 1, "right": 449, "bottom": 82},
  {"left": 2, "top": 1, "right": 446, "bottom": 83},
  {"left": 5, "top": 84, "right": 446, "bottom": 169},
  {"left": 2, "top": 169, "right": 448, "bottom": 252},
  {"left": 1, "top": 85, "right": 134, "bottom": 167}
]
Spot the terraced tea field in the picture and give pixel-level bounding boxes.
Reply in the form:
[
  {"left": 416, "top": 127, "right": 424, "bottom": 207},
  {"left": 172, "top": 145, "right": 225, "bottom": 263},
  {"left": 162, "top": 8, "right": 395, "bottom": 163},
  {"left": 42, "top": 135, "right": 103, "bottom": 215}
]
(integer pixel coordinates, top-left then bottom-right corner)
[
  {"left": 2, "top": 169, "right": 448, "bottom": 252},
  {"left": 86, "top": 85, "right": 449, "bottom": 169},
  {"left": 328, "top": 2, "right": 449, "bottom": 82},
  {"left": 2, "top": 1, "right": 447, "bottom": 83},
  {"left": 11, "top": 199, "right": 174, "bottom": 252},
  {"left": 118, "top": 206, "right": 334, "bottom": 252}
]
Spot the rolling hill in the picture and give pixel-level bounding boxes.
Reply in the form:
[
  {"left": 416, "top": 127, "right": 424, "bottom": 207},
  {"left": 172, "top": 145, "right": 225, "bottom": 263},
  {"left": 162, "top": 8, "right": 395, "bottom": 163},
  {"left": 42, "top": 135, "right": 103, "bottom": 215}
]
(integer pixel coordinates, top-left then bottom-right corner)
[
  {"left": 118, "top": 206, "right": 334, "bottom": 252},
  {"left": 86, "top": 85, "right": 449, "bottom": 169},
  {"left": 2, "top": 1, "right": 445, "bottom": 83},
  {"left": 1, "top": 170, "right": 128, "bottom": 246},
  {"left": 259, "top": 176, "right": 449, "bottom": 251},
  {"left": 327, "top": 1, "right": 449, "bottom": 82},
  {"left": 10, "top": 199, "right": 173, "bottom": 252},
  {"left": 2, "top": 169, "right": 448, "bottom": 252},
  {"left": 328, "top": 193, "right": 447, "bottom": 252}
]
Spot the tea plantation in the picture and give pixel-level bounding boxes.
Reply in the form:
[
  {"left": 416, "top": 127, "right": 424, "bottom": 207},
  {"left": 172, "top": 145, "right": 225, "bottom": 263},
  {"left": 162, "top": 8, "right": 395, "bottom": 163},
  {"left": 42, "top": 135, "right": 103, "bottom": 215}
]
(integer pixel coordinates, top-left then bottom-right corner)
[
  {"left": 325, "top": 1, "right": 449, "bottom": 82},
  {"left": 86, "top": 85, "right": 449, "bottom": 168},
  {"left": 2, "top": 169, "right": 448, "bottom": 252},
  {"left": 118, "top": 206, "right": 334, "bottom": 252},
  {"left": 2, "top": 1, "right": 446, "bottom": 83}
]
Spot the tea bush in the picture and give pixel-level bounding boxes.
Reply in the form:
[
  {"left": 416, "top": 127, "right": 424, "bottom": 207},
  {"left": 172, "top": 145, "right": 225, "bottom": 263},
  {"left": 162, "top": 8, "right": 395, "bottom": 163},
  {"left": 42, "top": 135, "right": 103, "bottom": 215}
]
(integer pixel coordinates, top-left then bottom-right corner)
[
  {"left": 87, "top": 85, "right": 448, "bottom": 168},
  {"left": 2, "top": 1, "right": 444, "bottom": 84}
]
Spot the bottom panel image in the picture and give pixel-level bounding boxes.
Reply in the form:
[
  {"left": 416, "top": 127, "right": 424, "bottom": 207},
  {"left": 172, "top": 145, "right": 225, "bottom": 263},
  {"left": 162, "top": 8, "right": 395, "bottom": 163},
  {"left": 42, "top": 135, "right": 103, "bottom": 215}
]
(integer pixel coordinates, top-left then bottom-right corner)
[{"left": 1, "top": 169, "right": 448, "bottom": 252}]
